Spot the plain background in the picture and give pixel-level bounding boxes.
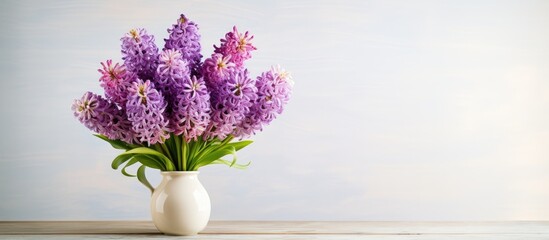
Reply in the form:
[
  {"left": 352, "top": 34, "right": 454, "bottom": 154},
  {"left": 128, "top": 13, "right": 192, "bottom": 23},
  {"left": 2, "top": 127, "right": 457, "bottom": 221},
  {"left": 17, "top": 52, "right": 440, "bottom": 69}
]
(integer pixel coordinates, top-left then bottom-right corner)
[{"left": 0, "top": 0, "right": 548, "bottom": 220}]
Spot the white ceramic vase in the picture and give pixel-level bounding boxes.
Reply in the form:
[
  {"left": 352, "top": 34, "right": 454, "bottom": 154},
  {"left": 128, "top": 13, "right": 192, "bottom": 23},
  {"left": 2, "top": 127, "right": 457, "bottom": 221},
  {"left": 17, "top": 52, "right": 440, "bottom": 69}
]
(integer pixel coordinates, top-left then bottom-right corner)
[{"left": 150, "top": 171, "right": 211, "bottom": 236}]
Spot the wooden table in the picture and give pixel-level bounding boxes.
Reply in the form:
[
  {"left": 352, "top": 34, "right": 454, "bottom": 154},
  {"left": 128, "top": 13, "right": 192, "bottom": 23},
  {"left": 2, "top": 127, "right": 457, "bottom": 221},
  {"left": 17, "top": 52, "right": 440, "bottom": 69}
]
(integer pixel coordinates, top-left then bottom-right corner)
[{"left": 1, "top": 221, "right": 548, "bottom": 239}]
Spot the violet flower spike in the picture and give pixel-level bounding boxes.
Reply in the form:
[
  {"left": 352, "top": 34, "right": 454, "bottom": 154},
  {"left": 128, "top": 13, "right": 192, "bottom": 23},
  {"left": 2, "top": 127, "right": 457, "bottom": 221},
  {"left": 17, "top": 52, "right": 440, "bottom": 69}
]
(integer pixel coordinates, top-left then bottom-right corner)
[
  {"left": 125, "top": 79, "right": 170, "bottom": 145},
  {"left": 204, "top": 68, "right": 257, "bottom": 140},
  {"left": 155, "top": 49, "right": 191, "bottom": 96},
  {"left": 214, "top": 26, "right": 256, "bottom": 67},
  {"left": 234, "top": 65, "right": 293, "bottom": 138},
  {"left": 98, "top": 59, "right": 136, "bottom": 108},
  {"left": 121, "top": 28, "right": 159, "bottom": 81},
  {"left": 171, "top": 75, "right": 211, "bottom": 141},
  {"left": 164, "top": 14, "right": 202, "bottom": 71},
  {"left": 202, "top": 53, "right": 235, "bottom": 83},
  {"left": 72, "top": 92, "right": 135, "bottom": 143}
]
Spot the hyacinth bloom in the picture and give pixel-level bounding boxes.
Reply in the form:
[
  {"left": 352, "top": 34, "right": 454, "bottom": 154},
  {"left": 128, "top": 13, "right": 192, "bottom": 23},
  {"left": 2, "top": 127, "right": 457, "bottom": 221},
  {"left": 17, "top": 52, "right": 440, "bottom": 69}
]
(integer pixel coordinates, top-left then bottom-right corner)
[
  {"left": 98, "top": 60, "right": 136, "bottom": 107},
  {"left": 214, "top": 26, "right": 256, "bottom": 67},
  {"left": 125, "top": 79, "right": 170, "bottom": 145},
  {"left": 121, "top": 28, "right": 159, "bottom": 81},
  {"left": 204, "top": 69, "right": 257, "bottom": 140},
  {"left": 72, "top": 91, "right": 134, "bottom": 142},
  {"left": 202, "top": 53, "right": 235, "bottom": 83},
  {"left": 155, "top": 49, "right": 211, "bottom": 141},
  {"left": 234, "top": 66, "right": 294, "bottom": 138},
  {"left": 171, "top": 76, "right": 211, "bottom": 141},
  {"left": 164, "top": 14, "right": 202, "bottom": 71},
  {"left": 155, "top": 49, "right": 191, "bottom": 97}
]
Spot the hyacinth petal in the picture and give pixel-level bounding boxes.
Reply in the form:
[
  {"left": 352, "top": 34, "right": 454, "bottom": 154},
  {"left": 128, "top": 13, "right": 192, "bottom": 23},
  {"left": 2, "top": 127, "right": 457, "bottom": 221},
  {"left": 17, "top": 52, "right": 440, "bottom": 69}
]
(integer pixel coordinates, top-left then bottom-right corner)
[
  {"left": 121, "top": 28, "right": 159, "bottom": 81},
  {"left": 72, "top": 91, "right": 135, "bottom": 143},
  {"left": 164, "top": 14, "right": 202, "bottom": 71},
  {"left": 125, "top": 79, "right": 170, "bottom": 144}
]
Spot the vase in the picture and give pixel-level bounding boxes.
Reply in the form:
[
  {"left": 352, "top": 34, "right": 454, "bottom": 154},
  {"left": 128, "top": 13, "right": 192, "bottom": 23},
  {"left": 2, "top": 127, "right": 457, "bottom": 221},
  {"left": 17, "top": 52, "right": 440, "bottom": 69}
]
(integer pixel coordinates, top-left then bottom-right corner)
[{"left": 151, "top": 171, "right": 211, "bottom": 236}]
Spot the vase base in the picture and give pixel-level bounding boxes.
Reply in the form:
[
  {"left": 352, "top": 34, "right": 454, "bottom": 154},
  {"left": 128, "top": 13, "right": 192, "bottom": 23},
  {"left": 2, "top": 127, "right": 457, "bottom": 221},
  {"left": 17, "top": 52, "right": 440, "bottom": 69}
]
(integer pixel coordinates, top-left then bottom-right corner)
[{"left": 162, "top": 232, "right": 198, "bottom": 236}]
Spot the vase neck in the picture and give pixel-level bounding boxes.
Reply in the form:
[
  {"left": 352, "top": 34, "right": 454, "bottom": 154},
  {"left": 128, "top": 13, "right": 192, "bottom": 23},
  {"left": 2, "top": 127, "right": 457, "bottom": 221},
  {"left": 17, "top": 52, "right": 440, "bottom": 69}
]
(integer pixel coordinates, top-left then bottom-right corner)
[
  {"left": 161, "top": 171, "right": 200, "bottom": 181},
  {"left": 161, "top": 171, "right": 199, "bottom": 176}
]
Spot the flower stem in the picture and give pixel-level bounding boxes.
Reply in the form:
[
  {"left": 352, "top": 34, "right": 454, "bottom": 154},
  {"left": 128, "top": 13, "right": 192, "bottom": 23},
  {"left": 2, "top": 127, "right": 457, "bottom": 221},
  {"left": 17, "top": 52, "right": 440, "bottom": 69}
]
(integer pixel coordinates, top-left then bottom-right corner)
[
  {"left": 190, "top": 138, "right": 200, "bottom": 159},
  {"left": 192, "top": 135, "right": 235, "bottom": 169},
  {"left": 182, "top": 138, "right": 188, "bottom": 171},
  {"left": 221, "top": 135, "right": 234, "bottom": 146},
  {"left": 174, "top": 134, "right": 182, "bottom": 171},
  {"left": 160, "top": 143, "right": 173, "bottom": 164}
]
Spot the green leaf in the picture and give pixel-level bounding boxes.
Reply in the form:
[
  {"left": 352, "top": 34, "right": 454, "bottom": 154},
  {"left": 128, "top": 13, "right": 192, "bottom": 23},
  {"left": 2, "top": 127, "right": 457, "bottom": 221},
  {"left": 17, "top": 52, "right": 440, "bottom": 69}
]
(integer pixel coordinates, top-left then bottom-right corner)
[
  {"left": 204, "top": 139, "right": 221, "bottom": 150},
  {"left": 120, "top": 147, "right": 175, "bottom": 171},
  {"left": 189, "top": 138, "right": 200, "bottom": 159},
  {"left": 174, "top": 134, "right": 182, "bottom": 171},
  {"left": 226, "top": 140, "right": 253, "bottom": 151},
  {"left": 220, "top": 135, "right": 234, "bottom": 146},
  {"left": 193, "top": 136, "right": 234, "bottom": 161},
  {"left": 212, "top": 159, "right": 251, "bottom": 170},
  {"left": 133, "top": 154, "right": 164, "bottom": 170},
  {"left": 204, "top": 145, "right": 236, "bottom": 163},
  {"left": 137, "top": 165, "right": 154, "bottom": 194},
  {"left": 194, "top": 145, "right": 236, "bottom": 170},
  {"left": 192, "top": 140, "right": 222, "bottom": 163},
  {"left": 111, "top": 153, "right": 135, "bottom": 169},
  {"left": 159, "top": 141, "right": 175, "bottom": 163},
  {"left": 94, "top": 134, "right": 133, "bottom": 150},
  {"left": 121, "top": 158, "right": 139, "bottom": 177}
]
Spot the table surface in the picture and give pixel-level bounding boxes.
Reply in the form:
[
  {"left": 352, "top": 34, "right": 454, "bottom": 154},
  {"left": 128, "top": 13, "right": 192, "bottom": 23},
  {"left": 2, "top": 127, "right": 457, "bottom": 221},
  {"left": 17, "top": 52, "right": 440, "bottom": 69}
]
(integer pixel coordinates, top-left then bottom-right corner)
[{"left": 1, "top": 221, "right": 548, "bottom": 239}]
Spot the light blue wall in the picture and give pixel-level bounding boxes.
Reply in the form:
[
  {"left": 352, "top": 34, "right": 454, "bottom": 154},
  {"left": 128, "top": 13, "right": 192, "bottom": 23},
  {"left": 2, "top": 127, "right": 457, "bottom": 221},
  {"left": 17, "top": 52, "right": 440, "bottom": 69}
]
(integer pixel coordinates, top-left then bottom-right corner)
[{"left": 1, "top": 0, "right": 548, "bottom": 220}]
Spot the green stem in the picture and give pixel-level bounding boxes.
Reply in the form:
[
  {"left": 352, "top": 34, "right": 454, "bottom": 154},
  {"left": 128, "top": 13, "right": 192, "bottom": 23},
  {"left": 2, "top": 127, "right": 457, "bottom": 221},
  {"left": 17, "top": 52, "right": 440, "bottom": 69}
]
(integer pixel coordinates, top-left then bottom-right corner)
[
  {"left": 201, "top": 137, "right": 213, "bottom": 151},
  {"left": 192, "top": 135, "right": 235, "bottom": 170},
  {"left": 185, "top": 139, "right": 196, "bottom": 171},
  {"left": 170, "top": 135, "right": 179, "bottom": 168},
  {"left": 164, "top": 135, "right": 175, "bottom": 170},
  {"left": 160, "top": 144, "right": 174, "bottom": 164},
  {"left": 153, "top": 144, "right": 164, "bottom": 155},
  {"left": 209, "top": 135, "right": 234, "bottom": 153},
  {"left": 174, "top": 134, "right": 182, "bottom": 171},
  {"left": 190, "top": 138, "right": 200, "bottom": 159},
  {"left": 182, "top": 138, "right": 188, "bottom": 171},
  {"left": 193, "top": 141, "right": 213, "bottom": 165},
  {"left": 186, "top": 139, "right": 192, "bottom": 164},
  {"left": 221, "top": 135, "right": 234, "bottom": 145}
]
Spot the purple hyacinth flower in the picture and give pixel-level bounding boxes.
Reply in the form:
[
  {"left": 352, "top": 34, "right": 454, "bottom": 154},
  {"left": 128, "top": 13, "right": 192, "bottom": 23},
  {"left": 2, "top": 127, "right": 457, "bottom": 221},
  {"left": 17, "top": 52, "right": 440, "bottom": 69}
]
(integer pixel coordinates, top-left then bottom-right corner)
[
  {"left": 155, "top": 49, "right": 191, "bottom": 97},
  {"left": 156, "top": 49, "right": 211, "bottom": 141},
  {"left": 171, "top": 75, "right": 211, "bottom": 141},
  {"left": 214, "top": 26, "right": 256, "bottom": 68},
  {"left": 204, "top": 68, "right": 257, "bottom": 140},
  {"left": 72, "top": 91, "right": 135, "bottom": 143},
  {"left": 202, "top": 53, "right": 235, "bottom": 84},
  {"left": 98, "top": 59, "right": 137, "bottom": 108},
  {"left": 125, "top": 79, "right": 170, "bottom": 144},
  {"left": 164, "top": 14, "right": 202, "bottom": 71},
  {"left": 234, "top": 65, "right": 293, "bottom": 138},
  {"left": 121, "top": 28, "right": 159, "bottom": 81}
]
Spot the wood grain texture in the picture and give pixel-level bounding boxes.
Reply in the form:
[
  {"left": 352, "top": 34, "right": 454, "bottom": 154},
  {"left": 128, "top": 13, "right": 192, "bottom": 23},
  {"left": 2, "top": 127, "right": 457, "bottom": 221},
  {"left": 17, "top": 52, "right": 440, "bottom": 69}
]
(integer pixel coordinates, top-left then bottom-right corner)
[{"left": 1, "top": 221, "right": 549, "bottom": 239}]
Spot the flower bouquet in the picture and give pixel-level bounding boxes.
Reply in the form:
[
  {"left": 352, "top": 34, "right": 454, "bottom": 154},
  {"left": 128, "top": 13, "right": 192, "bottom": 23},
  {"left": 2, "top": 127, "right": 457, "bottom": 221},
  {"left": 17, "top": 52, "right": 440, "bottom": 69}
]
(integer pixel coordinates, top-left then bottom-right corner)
[
  {"left": 71, "top": 13, "right": 292, "bottom": 235},
  {"left": 72, "top": 14, "right": 292, "bottom": 188}
]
